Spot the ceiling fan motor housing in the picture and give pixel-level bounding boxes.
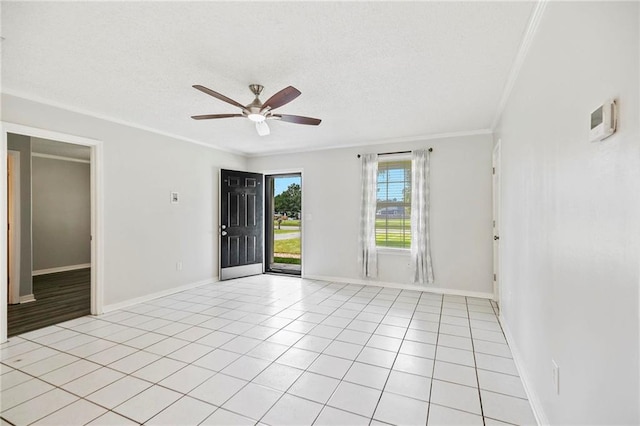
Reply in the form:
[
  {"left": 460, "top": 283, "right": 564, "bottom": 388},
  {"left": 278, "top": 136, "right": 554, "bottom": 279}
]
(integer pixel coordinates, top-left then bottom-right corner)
[
  {"left": 249, "top": 84, "right": 264, "bottom": 97},
  {"left": 247, "top": 84, "right": 267, "bottom": 117}
]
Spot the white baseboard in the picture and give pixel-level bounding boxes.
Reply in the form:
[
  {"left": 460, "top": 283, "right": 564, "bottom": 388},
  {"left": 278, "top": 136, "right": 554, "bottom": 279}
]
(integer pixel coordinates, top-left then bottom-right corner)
[
  {"left": 19, "top": 294, "right": 36, "bottom": 304},
  {"left": 33, "top": 263, "right": 91, "bottom": 276},
  {"left": 499, "top": 313, "right": 548, "bottom": 426},
  {"left": 101, "top": 277, "right": 219, "bottom": 313},
  {"left": 303, "top": 274, "right": 494, "bottom": 300}
]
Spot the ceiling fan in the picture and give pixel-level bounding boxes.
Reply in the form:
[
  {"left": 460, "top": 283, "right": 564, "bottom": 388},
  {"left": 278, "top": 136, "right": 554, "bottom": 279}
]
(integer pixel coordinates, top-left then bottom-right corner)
[{"left": 191, "top": 84, "right": 321, "bottom": 136}]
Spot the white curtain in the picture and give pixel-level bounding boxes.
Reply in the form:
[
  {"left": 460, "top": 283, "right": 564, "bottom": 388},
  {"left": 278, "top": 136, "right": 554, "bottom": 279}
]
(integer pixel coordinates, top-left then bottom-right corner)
[
  {"left": 411, "top": 149, "right": 434, "bottom": 284},
  {"left": 359, "top": 153, "right": 378, "bottom": 278}
]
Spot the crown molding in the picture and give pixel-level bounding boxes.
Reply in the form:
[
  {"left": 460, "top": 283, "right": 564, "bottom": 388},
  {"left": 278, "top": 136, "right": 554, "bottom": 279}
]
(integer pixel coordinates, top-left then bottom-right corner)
[
  {"left": 1, "top": 89, "right": 245, "bottom": 156},
  {"left": 247, "top": 128, "right": 493, "bottom": 158},
  {"left": 491, "top": 0, "right": 549, "bottom": 130}
]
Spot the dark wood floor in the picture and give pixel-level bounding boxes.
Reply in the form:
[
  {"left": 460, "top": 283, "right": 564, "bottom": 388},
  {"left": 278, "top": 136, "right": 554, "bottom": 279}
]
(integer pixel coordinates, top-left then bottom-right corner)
[{"left": 8, "top": 268, "right": 91, "bottom": 336}]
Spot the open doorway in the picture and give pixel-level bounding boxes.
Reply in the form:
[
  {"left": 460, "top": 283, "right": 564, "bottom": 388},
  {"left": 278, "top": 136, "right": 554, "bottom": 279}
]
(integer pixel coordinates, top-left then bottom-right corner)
[
  {"left": 1, "top": 123, "right": 103, "bottom": 343},
  {"left": 6, "top": 136, "right": 91, "bottom": 336},
  {"left": 265, "top": 173, "right": 302, "bottom": 275}
]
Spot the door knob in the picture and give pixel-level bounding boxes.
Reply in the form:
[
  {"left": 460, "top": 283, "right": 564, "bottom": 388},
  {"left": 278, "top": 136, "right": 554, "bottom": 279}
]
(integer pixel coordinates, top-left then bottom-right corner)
[
  {"left": 221, "top": 231, "right": 228, "bottom": 236},
  {"left": 221, "top": 225, "right": 227, "bottom": 230},
  {"left": 494, "top": 235, "right": 500, "bottom": 241}
]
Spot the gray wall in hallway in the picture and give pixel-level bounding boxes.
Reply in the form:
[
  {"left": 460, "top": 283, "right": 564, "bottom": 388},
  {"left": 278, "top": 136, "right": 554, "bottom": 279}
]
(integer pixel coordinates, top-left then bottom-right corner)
[{"left": 32, "top": 156, "right": 91, "bottom": 270}]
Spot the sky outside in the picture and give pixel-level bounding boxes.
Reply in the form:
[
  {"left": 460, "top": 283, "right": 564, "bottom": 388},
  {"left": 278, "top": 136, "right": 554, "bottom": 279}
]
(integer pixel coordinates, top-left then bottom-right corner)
[
  {"left": 378, "top": 166, "right": 409, "bottom": 201},
  {"left": 274, "top": 176, "right": 301, "bottom": 196}
]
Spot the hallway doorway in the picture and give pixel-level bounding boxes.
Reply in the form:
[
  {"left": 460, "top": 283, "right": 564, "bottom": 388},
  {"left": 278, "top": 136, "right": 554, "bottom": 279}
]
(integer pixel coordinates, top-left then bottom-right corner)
[
  {"left": 1, "top": 123, "right": 103, "bottom": 343},
  {"left": 6, "top": 136, "right": 91, "bottom": 336}
]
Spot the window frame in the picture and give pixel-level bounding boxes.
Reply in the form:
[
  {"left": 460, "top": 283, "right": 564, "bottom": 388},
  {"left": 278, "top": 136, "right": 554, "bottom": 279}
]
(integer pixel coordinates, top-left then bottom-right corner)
[{"left": 375, "top": 155, "right": 412, "bottom": 251}]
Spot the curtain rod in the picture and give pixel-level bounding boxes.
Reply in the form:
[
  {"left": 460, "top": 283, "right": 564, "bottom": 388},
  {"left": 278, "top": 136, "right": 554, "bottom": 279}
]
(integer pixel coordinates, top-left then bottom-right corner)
[{"left": 357, "top": 147, "right": 432, "bottom": 158}]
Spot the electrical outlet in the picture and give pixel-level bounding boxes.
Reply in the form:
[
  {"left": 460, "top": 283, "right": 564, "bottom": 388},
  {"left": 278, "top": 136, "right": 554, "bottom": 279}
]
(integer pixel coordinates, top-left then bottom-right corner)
[
  {"left": 176, "top": 261, "right": 183, "bottom": 271},
  {"left": 552, "top": 360, "right": 560, "bottom": 394}
]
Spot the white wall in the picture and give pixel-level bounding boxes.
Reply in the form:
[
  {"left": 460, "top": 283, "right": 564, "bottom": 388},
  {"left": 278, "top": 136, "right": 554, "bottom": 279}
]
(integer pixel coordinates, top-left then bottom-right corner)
[
  {"left": 1, "top": 94, "right": 247, "bottom": 307},
  {"left": 495, "top": 2, "right": 639, "bottom": 424},
  {"left": 32, "top": 156, "right": 91, "bottom": 271},
  {"left": 248, "top": 133, "right": 494, "bottom": 296}
]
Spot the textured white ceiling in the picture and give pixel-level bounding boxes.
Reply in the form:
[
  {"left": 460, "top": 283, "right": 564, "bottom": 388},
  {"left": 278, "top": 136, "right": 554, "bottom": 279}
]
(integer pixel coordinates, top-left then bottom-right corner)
[{"left": 1, "top": 2, "right": 534, "bottom": 155}]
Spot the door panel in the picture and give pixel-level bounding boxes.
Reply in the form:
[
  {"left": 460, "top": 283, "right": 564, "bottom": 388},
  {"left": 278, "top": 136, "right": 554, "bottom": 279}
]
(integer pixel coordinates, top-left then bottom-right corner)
[{"left": 220, "top": 169, "right": 264, "bottom": 280}]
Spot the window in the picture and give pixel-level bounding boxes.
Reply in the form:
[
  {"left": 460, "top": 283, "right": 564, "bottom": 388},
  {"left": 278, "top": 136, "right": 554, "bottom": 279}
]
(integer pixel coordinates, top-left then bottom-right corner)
[{"left": 376, "top": 160, "right": 411, "bottom": 249}]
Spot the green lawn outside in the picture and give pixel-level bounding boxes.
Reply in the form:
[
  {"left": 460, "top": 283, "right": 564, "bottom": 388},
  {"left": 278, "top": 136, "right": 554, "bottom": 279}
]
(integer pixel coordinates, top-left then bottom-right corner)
[
  {"left": 272, "top": 218, "right": 410, "bottom": 250},
  {"left": 274, "top": 238, "right": 301, "bottom": 254},
  {"left": 375, "top": 218, "right": 409, "bottom": 228},
  {"left": 376, "top": 238, "right": 411, "bottom": 249},
  {"left": 274, "top": 219, "right": 300, "bottom": 227},
  {"left": 273, "top": 256, "right": 301, "bottom": 265},
  {"left": 376, "top": 218, "right": 411, "bottom": 248}
]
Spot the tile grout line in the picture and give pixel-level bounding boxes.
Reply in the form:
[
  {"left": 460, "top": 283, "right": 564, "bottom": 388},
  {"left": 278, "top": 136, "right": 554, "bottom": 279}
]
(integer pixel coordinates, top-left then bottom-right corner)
[
  {"left": 466, "top": 296, "right": 486, "bottom": 426},
  {"left": 367, "top": 288, "right": 424, "bottom": 425},
  {"left": 424, "top": 292, "right": 444, "bottom": 425}
]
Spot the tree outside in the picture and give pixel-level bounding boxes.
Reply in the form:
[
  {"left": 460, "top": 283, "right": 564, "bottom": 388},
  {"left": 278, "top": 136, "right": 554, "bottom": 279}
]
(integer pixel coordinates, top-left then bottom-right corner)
[{"left": 274, "top": 183, "right": 301, "bottom": 217}]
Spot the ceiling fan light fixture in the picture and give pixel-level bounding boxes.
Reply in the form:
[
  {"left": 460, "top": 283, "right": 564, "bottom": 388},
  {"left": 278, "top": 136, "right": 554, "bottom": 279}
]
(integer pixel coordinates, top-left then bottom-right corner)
[
  {"left": 247, "top": 113, "right": 266, "bottom": 123},
  {"left": 256, "top": 121, "right": 270, "bottom": 136}
]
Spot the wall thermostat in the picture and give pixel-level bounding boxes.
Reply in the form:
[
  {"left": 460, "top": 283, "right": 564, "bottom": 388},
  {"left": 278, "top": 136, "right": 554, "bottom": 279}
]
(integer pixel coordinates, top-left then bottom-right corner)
[{"left": 590, "top": 99, "right": 617, "bottom": 142}]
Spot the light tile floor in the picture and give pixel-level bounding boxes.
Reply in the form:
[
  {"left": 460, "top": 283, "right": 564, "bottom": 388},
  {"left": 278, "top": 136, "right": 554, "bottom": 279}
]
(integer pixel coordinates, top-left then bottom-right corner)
[{"left": 1, "top": 275, "right": 537, "bottom": 425}]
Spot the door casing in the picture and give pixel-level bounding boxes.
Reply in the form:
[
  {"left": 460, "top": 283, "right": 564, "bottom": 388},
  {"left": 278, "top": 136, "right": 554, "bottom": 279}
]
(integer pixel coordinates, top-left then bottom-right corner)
[
  {"left": 7, "top": 150, "right": 21, "bottom": 305},
  {"left": 0, "top": 122, "right": 104, "bottom": 343}
]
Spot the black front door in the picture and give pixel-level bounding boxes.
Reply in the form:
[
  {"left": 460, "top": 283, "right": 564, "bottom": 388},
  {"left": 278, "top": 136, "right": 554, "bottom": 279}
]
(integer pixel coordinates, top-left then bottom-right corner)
[{"left": 220, "top": 169, "right": 264, "bottom": 280}]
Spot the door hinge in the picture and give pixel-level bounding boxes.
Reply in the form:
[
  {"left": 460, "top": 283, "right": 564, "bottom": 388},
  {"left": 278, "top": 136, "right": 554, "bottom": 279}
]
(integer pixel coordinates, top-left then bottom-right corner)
[
  {"left": 493, "top": 273, "right": 497, "bottom": 281},
  {"left": 492, "top": 167, "right": 495, "bottom": 175}
]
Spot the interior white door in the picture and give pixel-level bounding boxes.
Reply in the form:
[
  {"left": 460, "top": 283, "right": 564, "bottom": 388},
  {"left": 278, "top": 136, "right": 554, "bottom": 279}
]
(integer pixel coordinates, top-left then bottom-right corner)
[{"left": 492, "top": 140, "right": 501, "bottom": 304}]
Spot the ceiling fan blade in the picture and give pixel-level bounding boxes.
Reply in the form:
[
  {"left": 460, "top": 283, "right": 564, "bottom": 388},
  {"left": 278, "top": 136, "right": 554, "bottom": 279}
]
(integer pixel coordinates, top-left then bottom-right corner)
[
  {"left": 191, "top": 114, "right": 243, "bottom": 120},
  {"left": 261, "top": 86, "right": 301, "bottom": 111},
  {"left": 274, "top": 114, "right": 322, "bottom": 126},
  {"left": 255, "top": 121, "right": 270, "bottom": 136},
  {"left": 193, "top": 85, "right": 247, "bottom": 110}
]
